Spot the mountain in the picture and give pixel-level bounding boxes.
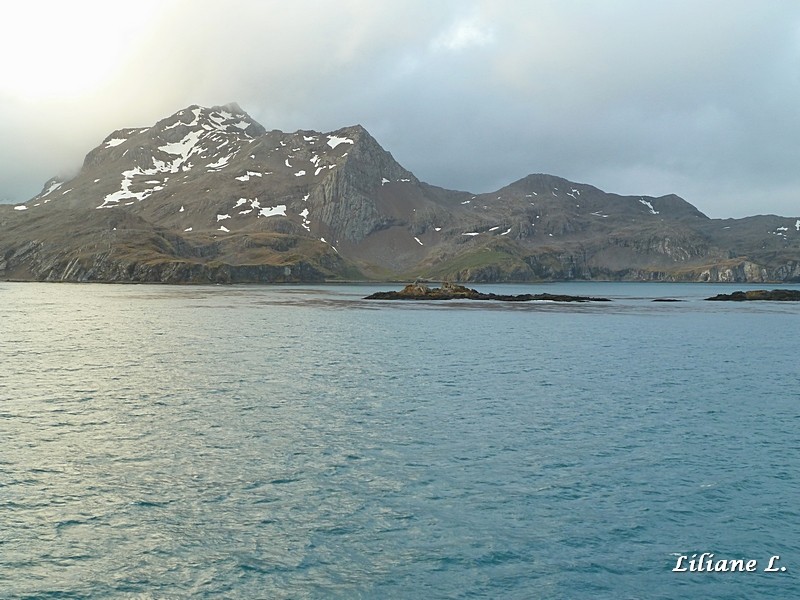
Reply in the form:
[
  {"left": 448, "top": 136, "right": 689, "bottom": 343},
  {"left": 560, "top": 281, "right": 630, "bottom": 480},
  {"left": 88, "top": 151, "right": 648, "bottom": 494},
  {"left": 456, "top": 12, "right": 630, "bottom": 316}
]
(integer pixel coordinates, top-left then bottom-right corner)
[{"left": 2, "top": 103, "right": 799, "bottom": 283}]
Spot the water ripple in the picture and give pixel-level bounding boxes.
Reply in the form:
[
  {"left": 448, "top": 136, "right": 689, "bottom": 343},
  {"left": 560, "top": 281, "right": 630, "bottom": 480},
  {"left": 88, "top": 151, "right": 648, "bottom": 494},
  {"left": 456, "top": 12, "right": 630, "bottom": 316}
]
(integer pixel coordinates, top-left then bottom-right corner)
[{"left": 1, "top": 282, "right": 799, "bottom": 598}]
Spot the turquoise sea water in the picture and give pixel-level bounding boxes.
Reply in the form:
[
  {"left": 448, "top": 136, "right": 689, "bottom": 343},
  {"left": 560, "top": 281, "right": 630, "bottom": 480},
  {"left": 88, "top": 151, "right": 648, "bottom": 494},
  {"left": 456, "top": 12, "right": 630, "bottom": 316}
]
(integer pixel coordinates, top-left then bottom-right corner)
[{"left": 1, "top": 281, "right": 799, "bottom": 599}]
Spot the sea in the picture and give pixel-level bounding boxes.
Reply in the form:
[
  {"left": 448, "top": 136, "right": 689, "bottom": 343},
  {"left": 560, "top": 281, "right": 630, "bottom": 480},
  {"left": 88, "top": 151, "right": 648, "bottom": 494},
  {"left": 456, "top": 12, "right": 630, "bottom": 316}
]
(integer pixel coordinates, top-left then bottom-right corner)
[{"left": 1, "top": 281, "right": 798, "bottom": 599}]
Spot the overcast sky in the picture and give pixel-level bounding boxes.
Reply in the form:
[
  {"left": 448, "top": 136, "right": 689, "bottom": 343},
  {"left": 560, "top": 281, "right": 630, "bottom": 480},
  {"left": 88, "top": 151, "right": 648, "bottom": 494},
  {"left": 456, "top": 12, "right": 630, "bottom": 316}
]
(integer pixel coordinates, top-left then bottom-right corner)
[{"left": 1, "top": 0, "right": 799, "bottom": 218}]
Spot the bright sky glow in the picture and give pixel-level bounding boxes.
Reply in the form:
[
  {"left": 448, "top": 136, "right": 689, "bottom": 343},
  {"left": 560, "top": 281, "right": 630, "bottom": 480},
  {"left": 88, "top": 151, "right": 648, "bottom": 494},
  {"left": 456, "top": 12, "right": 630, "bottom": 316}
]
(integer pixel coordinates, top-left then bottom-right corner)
[
  {"left": 432, "top": 16, "right": 494, "bottom": 51},
  {"left": 0, "top": 0, "right": 164, "bottom": 101}
]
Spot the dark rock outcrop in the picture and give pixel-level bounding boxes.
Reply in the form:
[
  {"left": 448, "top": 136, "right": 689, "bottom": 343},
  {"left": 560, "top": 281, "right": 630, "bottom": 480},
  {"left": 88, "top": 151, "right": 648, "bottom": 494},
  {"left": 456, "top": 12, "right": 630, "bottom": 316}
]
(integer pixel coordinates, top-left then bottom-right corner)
[
  {"left": 365, "top": 282, "right": 610, "bottom": 302},
  {"left": 705, "top": 289, "right": 800, "bottom": 301}
]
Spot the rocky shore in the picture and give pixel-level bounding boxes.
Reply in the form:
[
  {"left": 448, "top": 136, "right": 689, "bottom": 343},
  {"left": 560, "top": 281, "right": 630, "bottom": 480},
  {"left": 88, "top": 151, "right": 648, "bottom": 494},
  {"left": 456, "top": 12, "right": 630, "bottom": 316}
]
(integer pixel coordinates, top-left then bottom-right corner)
[{"left": 364, "top": 282, "right": 610, "bottom": 302}]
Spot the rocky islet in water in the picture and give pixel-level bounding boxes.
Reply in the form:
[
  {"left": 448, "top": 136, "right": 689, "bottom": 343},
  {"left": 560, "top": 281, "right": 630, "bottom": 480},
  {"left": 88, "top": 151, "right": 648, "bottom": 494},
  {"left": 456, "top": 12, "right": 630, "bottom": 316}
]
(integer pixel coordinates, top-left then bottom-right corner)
[
  {"left": 364, "top": 282, "right": 611, "bottom": 302},
  {"left": 705, "top": 289, "right": 800, "bottom": 301}
]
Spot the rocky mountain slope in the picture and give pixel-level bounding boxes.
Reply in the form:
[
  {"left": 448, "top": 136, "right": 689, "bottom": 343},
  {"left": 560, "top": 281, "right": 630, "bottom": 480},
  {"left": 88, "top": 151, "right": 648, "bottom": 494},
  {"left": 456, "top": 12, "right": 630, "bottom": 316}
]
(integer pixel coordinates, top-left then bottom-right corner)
[{"left": 2, "top": 103, "right": 799, "bottom": 283}]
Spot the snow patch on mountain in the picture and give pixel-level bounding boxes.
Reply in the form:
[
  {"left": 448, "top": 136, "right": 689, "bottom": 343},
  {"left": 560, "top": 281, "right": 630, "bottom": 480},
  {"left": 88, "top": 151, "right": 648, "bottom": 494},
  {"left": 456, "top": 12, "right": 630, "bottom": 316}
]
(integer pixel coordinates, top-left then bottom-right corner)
[
  {"left": 207, "top": 155, "right": 232, "bottom": 170},
  {"left": 639, "top": 199, "right": 659, "bottom": 215},
  {"left": 319, "top": 237, "right": 340, "bottom": 254},
  {"left": 235, "top": 171, "right": 263, "bottom": 182},
  {"left": 258, "top": 205, "right": 286, "bottom": 218},
  {"left": 97, "top": 167, "right": 160, "bottom": 208},
  {"left": 158, "top": 130, "right": 202, "bottom": 169},
  {"left": 167, "top": 107, "right": 201, "bottom": 129},
  {"left": 40, "top": 181, "right": 63, "bottom": 199},
  {"left": 299, "top": 208, "right": 311, "bottom": 231},
  {"left": 327, "top": 135, "right": 354, "bottom": 149}
]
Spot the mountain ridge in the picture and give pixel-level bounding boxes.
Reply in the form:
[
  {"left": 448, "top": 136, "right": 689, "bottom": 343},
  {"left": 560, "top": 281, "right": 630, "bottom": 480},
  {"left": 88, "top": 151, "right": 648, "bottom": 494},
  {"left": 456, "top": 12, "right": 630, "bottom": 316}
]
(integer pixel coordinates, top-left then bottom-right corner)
[{"left": 2, "top": 103, "right": 799, "bottom": 283}]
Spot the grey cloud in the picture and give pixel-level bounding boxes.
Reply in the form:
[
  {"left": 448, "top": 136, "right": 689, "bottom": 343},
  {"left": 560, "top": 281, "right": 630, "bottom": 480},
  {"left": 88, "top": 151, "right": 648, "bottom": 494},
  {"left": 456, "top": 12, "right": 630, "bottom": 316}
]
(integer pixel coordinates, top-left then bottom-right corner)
[{"left": 2, "top": 0, "right": 799, "bottom": 218}]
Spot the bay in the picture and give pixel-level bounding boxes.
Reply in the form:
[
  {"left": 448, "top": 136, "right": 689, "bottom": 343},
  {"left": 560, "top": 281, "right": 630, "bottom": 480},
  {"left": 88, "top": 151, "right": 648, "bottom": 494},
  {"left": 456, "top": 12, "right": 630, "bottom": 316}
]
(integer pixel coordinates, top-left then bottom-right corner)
[{"left": 1, "top": 281, "right": 798, "bottom": 599}]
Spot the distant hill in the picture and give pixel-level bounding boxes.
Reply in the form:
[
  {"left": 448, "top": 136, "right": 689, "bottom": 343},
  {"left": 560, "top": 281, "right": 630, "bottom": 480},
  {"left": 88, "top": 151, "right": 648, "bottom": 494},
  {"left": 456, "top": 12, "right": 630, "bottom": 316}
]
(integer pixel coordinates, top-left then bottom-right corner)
[{"left": 2, "top": 103, "right": 799, "bottom": 283}]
